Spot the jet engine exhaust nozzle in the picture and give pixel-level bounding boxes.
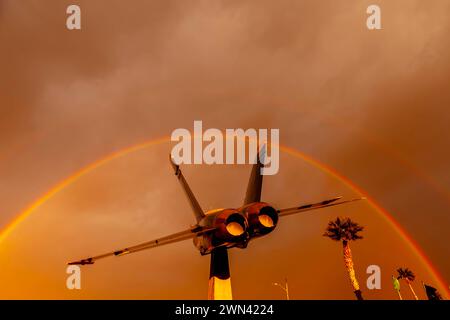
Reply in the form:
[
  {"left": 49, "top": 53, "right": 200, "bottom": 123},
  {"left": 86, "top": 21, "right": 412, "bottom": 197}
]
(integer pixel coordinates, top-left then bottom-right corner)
[
  {"left": 243, "top": 203, "right": 279, "bottom": 236},
  {"left": 225, "top": 213, "right": 247, "bottom": 237}
]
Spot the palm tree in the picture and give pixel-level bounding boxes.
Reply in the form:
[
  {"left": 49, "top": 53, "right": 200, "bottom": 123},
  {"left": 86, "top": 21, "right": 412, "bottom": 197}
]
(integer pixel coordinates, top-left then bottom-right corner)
[
  {"left": 324, "top": 217, "right": 364, "bottom": 300},
  {"left": 397, "top": 268, "right": 419, "bottom": 300}
]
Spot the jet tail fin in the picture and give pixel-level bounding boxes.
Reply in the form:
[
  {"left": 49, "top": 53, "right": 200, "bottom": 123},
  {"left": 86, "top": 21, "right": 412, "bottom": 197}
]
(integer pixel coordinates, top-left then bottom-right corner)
[
  {"left": 170, "top": 155, "right": 205, "bottom": 223},
  {"left": 243, "top": 144, "right": 266, "bottom": 205}
]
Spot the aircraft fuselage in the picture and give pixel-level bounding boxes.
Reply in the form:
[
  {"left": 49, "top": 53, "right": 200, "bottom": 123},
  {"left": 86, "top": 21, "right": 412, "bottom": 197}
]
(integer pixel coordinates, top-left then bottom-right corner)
[{"left": 194, "top": 202, "right": 279, "bottom": 255}]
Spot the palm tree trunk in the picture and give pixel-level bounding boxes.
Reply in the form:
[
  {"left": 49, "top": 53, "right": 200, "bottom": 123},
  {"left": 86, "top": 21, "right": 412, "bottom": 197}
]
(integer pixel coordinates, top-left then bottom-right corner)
[
  {"left": 342, "top": 240, "right": 363, "bottom": 300},
  {"left": 396, "top": 290, "right": 403, "bottom": 300},
  {"left": 406, "top": 280, "right": 419, "bottom": 300}
]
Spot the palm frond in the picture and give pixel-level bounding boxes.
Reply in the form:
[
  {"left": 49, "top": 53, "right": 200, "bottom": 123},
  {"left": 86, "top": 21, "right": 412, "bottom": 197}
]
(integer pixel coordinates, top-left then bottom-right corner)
[
  {"left": 397, "top": 267, "right": 416, "bottom": 281},
  {"left": 323, "top": 217, "right": 364, "bottom": 242}
]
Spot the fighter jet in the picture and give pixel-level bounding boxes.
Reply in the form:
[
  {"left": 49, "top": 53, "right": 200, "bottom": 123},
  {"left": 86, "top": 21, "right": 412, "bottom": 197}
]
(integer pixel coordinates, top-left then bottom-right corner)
[{"left": 69, "top": 145, "right": 364, "bottom": 298}]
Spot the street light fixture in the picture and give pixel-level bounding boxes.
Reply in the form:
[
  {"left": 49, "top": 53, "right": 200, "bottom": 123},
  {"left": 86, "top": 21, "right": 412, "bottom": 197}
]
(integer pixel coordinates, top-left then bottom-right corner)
[{"left": 272, "top": 277, "right": 290, "bottom": 300}]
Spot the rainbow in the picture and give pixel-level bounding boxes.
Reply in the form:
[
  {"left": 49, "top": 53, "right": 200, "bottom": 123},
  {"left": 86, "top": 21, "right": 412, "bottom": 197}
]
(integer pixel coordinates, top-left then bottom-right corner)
[{"left": 0, "top": 136, "right": 448, "bottom": 298}]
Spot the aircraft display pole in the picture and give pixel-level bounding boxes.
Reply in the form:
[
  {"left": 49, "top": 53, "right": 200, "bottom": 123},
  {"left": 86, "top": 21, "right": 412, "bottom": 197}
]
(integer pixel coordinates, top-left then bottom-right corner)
[{"left": 208, "top": 247, "right": 232, "bottom": 300}]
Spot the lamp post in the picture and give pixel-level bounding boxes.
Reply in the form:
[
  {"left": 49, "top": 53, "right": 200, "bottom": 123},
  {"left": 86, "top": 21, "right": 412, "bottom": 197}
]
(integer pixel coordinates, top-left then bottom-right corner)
[{"left": 272, "top": 277, "right": 290, "bottom": 300}]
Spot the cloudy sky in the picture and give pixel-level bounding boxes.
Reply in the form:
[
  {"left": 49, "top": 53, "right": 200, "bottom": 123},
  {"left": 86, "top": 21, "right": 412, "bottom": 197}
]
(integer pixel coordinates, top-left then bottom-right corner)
[{"left": 0, "top": 0, "right": 449, "bottom": 299}]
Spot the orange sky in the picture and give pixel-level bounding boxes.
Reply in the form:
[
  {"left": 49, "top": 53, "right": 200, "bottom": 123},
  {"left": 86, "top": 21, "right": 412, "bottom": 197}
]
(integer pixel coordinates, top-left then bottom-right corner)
[
  {"left": 0, "top": 141, "right": 446, "bottom": 299},
  {"left": 0, "top": 0, "right": 449, "bottom": 299}
]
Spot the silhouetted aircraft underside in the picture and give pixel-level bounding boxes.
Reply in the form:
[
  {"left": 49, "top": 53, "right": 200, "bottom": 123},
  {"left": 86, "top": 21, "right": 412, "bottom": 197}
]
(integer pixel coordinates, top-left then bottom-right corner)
[{"left": 69, "top": 145, "right": 364, "bottom": 266}]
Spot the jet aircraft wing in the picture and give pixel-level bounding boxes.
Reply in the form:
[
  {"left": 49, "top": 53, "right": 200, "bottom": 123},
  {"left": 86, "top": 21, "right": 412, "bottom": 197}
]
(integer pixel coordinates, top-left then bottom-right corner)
[
  {"left": 68, "top": 226, "right": 216, "bottom": 265},
  {"left": 277, "top": 196, "right": 365, "bottom": 217}
]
